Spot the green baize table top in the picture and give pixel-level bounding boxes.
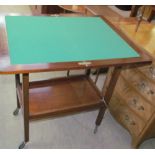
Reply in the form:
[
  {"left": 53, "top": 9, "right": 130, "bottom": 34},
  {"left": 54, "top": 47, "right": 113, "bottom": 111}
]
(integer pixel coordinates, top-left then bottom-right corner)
[{"left": 5, "top": 16, "right": 139, "bottom": 65}]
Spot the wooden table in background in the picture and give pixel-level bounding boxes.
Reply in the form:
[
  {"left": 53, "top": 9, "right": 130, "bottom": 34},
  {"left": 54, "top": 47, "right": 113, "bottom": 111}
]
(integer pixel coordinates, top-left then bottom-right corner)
[
  {"left": 59, "top": 5, "right": 88, "bottom": 14},
  {"left": 30, "top": 5, "right": 92, "bottom": 15}
]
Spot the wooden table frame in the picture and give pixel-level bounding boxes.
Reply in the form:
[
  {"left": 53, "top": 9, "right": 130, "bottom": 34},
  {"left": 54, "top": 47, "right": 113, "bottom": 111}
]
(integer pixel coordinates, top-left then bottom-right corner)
[{"left": 0, "top": 14, "right": 152, "bottom": 148}]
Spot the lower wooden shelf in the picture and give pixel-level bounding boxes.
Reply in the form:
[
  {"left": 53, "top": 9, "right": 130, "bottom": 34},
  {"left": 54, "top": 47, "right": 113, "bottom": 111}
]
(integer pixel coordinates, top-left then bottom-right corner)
[{"left": 18, "top": 75, "right": 102, "bottom": 120}]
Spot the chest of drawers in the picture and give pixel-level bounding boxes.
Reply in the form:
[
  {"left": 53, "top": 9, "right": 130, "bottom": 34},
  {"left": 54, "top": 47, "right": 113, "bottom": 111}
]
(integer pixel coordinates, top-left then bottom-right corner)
[{"left": 109, "top": 63, "right": 155, "bottom": 148}]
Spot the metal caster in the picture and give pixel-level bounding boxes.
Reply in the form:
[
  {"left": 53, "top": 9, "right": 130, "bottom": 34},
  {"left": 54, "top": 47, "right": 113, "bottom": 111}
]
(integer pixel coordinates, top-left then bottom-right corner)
[
  {"left": 13, "top": 108, "right": 19, "bottom": 116},
  {"left": 93, "top": 125, "right": 98, "bottom": 134},
  {"left": 18, "top": 142, "right": 25, "bottom": 149}
]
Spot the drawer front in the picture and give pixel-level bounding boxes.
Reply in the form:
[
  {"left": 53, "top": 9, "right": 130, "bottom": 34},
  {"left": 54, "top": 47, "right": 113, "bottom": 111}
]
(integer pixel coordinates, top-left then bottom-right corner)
[
  {"left": 115, "top": 76, "right": 154, "bottom": 122},
  {"left": 139, "top": 64, "right": 155, "bottom": 82},
  {"left": 121, "top": 69, "right": 155, "bottom": 106},
  {"left": 115, "top": 75, "right": 130, "bottom": 94},
  {"left": 109, "top": 94, "right": 145, "bottom": 137}
]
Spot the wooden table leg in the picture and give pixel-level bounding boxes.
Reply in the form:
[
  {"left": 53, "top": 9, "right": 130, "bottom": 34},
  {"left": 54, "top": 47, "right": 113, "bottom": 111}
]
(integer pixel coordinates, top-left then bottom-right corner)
[
  {"left": 85, "top": 68, "right": 91, "bottom": 76},
  {"left": 94, "top": 66, "right": 122, "bottom": 133},
  {"left": 19, "top": 73, "right": 29, "bottom": 149},
  {"left": 135, "top": 6, "right": 146, "bottom": 32},
  {"left": 13, "top": 74, "right": 20, "bottom": 116}
]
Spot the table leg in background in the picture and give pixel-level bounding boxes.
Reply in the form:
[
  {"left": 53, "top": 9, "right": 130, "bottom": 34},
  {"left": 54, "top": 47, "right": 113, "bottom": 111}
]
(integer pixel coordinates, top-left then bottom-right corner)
[{"left": 13, "top": 74, "right": 21, "bottom": 116}]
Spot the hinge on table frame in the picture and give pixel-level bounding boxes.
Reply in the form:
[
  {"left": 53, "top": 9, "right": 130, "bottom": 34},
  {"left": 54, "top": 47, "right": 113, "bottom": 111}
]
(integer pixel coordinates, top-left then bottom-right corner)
[{"left": 78, "top": 61, "right": 92, "bottom": 67}]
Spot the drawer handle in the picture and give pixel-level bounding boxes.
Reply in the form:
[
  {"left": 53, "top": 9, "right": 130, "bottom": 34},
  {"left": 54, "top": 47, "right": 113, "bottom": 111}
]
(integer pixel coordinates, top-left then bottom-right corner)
[
  {"left": 138, "top": 81, "right": 153, "bottom": 96},
  {"left": 124, "top": 115, "right": 136, "bottom": 126},
  {"left": 129, "top": 98, "right": 145, "bottom": 111},
  {"left": 138, "top": 106, "right": 144, "bottom": 111},
  {"left": 125, "top": 114, "right": 129, "bottom": 120},
  {"left": 138, "top": 81, "right": 146, "bottom": 90},
  {"left": 147, "top": 89, "right": 154, "bottom": 95},
  {"left": 149, "top": 66, "right": 155, "bottom": 78},
  {"left": 131, "top": 98, "right": 137, "bottom": 105},
  {"left": 129, "top": 97, "right": 138, "bottom": 107}
]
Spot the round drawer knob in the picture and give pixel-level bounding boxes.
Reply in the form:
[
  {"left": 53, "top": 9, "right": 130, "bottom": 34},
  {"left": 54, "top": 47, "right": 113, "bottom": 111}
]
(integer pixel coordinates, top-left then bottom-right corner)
[{"left": 149, "top": 66, "right": 155, "bottom": 78}]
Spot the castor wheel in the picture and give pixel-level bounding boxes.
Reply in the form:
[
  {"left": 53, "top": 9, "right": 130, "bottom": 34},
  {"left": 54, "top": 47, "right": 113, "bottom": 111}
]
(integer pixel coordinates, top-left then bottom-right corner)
[
  {"left": 18, "top": 142, "right": 25, "bottom": 149},
  {"left": 13, "top": 108, "right": 19, "bottom": 116},
  {"left": 93, "top": 125, "right": 98, "bottom": 134}
]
